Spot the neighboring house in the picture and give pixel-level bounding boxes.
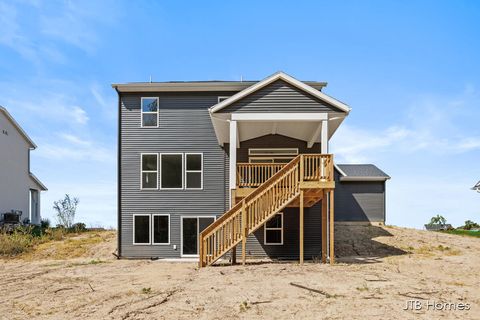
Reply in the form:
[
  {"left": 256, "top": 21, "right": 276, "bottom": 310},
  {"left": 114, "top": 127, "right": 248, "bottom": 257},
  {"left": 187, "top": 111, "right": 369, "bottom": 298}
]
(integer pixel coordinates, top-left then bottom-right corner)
[
  {"left": 112, "top": 71, "right": 390, "bottom": 266},
  {"left": 0, "top": 106, "right": 47, "bottom": 225},
  {"left": 472, "top": 181, "right": 480, "bottom": 192}
]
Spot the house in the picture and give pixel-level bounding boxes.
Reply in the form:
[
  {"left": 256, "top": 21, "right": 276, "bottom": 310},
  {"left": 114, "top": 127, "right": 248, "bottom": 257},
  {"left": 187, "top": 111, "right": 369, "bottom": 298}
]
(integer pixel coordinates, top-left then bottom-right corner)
[
  {"left": 112, "top": 72, "right": 390, "bottom": 266},
  {"left": 0, "top": 106, "right": 47, "bottom": 225},
  {"left": 472, "top": 181, "right": 480, "bottom": 192}
]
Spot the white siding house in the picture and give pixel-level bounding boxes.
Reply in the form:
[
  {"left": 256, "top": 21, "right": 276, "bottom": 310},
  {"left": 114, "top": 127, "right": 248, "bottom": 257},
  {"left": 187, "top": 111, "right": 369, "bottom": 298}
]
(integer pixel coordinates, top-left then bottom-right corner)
[{"left": 0, "top": 106, "right": 47, "bottom": 225}]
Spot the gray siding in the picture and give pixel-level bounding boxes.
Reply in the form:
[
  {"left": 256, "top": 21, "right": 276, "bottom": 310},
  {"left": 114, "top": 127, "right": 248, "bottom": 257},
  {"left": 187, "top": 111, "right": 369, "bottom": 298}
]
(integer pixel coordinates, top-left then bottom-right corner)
[
  {"left": 334, "top": 171, "right": 386, "bottom": 222},
  {"left": 218, "top": 79, "right": 343, "bottom": 114},
  {"left": 120, "top": 92, "right": 233, "bottom": 258},
  {"left": 236, "top": 203, "right": 323, "bottom": 259}
]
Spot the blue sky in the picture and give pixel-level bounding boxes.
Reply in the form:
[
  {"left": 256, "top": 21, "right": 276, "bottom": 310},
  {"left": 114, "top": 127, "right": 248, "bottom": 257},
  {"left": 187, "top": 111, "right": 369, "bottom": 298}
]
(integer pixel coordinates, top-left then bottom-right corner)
[{"left": 0, "top": 0, "right": 479, "bottom": 228}]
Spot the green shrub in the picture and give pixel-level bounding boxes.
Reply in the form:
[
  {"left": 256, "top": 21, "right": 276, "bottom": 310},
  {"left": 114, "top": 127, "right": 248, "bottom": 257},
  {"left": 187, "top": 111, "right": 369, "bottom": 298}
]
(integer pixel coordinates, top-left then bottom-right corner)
[
  {"left": 71, "top": 222, "right": 87, "bottom": 233},
  {"left": 40, "top": 218, "right": 51, "bottom": 229},
  {"left": 461, "top": 220, "right": 479, "bottom": 230},
  {"left": 0, "top": 230, "right": 36, "bottom": 256}
]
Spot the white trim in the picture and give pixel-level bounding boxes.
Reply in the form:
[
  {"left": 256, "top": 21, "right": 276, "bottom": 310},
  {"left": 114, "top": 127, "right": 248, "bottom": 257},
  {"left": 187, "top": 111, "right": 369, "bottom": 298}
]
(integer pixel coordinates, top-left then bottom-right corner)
[
  {"left": 231, "top": 113, "right": 328, "bottom": 122},
  {"left": 152, "top": 214, "right": 171, "bottom": 245},
  {"left": 185, "top": 153, "right": 203, "bottom": 190},
  {"left": 218, "top": 96, "right": 231, "bottom": 103},
  {"left": 140, "top": 153, "right": 158, "bottom": 190},
  {"left": 340, "top": 176, "right": 390, "bottom": 181},
  {"left": 229, "top": 121, "right": 237, "bottom": 198},
  {"left": 160, "top": 153, "right": 184, "bottom": 190},
  {"left": 308, "top": 122, "right": 323, "bottom": 149},
  {"left": 209, "top": 72, "right": 350, "bottom": 114},
  {"left": 264, "top": 212, "right": 284, "bottom": 245},
  {"left": 133, "top": 214, "right": 151, "bottom": 245},
  {"left": 320, "top": 119, "right": 328, "bottom": 153},
  {"left": 180, "top": 216, "right": 217, "bottom": 257},
  {"left": 140, "top": 97, "right": 159, "bottom": 128},
  {"left": 334, "top": 164, "right": 347, "bottom": 177}
]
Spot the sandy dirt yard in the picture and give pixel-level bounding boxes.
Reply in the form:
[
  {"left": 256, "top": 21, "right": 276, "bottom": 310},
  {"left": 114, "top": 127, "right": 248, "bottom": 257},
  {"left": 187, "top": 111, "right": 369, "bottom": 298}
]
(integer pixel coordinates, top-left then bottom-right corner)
[{"left": 0, "top": 225, "right": 478, "bottom": 320}]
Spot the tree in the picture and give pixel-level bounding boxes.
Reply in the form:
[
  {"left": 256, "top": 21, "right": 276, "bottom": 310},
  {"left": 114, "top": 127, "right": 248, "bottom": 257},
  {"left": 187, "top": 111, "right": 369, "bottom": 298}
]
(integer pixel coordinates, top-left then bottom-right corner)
[
  {"left": 53, "top": 194, "right": 79, "bottom": 228},
  {"left": 462, "top": 220, "right": 479, "bottom": 230},
  {"left": 428, "top": 214, "right": 447, "bottom": 226}
]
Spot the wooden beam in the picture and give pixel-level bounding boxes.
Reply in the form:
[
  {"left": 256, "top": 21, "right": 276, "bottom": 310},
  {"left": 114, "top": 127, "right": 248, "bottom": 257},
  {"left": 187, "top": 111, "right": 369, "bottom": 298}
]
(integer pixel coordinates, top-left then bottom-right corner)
[
  {"left": 241, "top": 200, "right": 247, "bottom": 265},
  {"left": 321, "top": 190, "right": 327, "bottom": 263},
  {"left": 300, "top": 190, "right": 304, "bottom": 265},
  {"left": 329, "top": 190, "right": 335, "bottom": 265}
]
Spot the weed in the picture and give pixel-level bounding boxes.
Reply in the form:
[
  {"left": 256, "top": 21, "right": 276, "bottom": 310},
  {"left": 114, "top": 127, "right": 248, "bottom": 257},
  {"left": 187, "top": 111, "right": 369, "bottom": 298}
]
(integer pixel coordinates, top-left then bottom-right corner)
[
  {"left": 356, "top": 283, "right": 369, "bottom": 292},
  {"left": 141, "top": 287, "right": 152, "bottom": 294},
  {"left": 239, "top": 301, "right": 250, "bottom": 312}
]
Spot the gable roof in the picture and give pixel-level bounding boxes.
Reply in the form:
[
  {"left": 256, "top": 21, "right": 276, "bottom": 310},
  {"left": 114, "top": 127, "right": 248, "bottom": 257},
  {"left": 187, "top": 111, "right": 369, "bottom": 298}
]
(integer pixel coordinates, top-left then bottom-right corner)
[
  {"left": 335, "top": 164, "right": 390, "bottom": 181},
  {"left": 472, "top": 181, "right": 480, "bottom": 191},
  {"left": 30, "top": 173, "right": 48, "bottom": 191},
  {"left": 0, "top": 106, "right": 37, "bottom": 148},
  {"left": 209, "top": 71, "right": 351, "bottom": 114}
]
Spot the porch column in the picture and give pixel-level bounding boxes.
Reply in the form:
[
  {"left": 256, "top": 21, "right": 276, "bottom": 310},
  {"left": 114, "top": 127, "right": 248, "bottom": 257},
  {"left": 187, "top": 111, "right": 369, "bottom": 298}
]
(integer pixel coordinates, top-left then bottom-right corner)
[
  {"left": 321, "top": 190, "right": 327, "bottom": 263},
  {"left": 229, "top": 120, "right": 237, "bottom": 207},
  {"left": 321, "top": 119, "right": 328, "bottom": 154},
  {"left": 329, "top": 190, "right": 335, "bottom": 264},
  {"left": 229, "top": 120, "right": 238, "bottom": 264},
  {"left": 299, "top": 190, "right": 304, "bottom": 265}
]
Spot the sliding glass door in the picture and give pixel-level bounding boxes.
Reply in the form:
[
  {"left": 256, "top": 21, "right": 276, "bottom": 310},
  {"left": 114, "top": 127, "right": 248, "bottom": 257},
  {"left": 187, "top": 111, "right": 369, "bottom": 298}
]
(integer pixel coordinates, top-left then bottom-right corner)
[{"left": 181, "top": 216, "right": 215, "bottom": 257}]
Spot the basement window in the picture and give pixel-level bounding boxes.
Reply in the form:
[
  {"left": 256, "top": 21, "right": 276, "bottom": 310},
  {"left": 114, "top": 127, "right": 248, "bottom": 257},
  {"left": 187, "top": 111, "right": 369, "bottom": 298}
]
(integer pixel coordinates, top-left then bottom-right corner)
[
  {"left": 152, "top": 214, "right": 170, "bottom": 244},
  {"left": 133, "top": 214, "right": 151, "bottom": 244},
  {"left": 141, "top": 97, "right": 159, "bottom": 127},
  {"left": 141, "top": 154, "right": 158, "bottom": 189},
  {"left": 264, "top": 213, "right": 283, "bottom": 245}
]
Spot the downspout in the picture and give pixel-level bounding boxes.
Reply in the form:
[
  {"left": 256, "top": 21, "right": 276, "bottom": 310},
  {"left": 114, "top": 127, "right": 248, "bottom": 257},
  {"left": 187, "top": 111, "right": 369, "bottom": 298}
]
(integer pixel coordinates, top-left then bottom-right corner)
[{"left": 114, "top": 86, "right": 122, "bottom": 259}]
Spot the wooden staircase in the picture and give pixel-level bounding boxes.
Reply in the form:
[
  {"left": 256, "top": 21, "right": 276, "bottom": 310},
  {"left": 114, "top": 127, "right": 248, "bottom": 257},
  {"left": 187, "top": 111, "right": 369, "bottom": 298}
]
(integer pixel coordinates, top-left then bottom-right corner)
[{"left": 199, "top": 154, "right": 334, "bottom": 267}]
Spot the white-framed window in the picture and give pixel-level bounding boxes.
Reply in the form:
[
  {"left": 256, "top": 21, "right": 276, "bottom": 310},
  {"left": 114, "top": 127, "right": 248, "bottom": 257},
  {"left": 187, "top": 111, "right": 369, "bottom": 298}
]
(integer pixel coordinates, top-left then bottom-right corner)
[
  {"left": 160, "top": 153, "right": 184, "bottom": 189},
  {"left": 185, "top": 153, "right": 203, "bottom": 189},
  {"left": 141, "top": 153, "right": 158, "bottom": 189},
  {"left": 133, "top": 214, "right": 151, "bottom": 245},
  {"left": 249, "top": 148, "right": 298, "bottom": 164},
  {"left": 218, "top": 96, "right": 230, "bottom": 103},
  {"left": 264, "top": 212, "right": 283, "bottom": 245},
  {"left": 141, "top": 97, "right": 159, "bottom": 127},
  {"left": 152, "top": 214, "right": 170, "bottom": 245}
]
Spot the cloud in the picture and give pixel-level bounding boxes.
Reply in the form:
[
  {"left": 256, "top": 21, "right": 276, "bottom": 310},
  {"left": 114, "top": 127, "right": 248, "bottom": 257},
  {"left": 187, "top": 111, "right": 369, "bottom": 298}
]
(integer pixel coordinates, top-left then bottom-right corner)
[
  {"left": 91, "top": 83, "right": 117, "bottom": 120},
  {"left": 73, "top": 106, "right": 89, "bottom": 125},
  {"left": 332, "top": 86, "right": 480, "bottom": 163}
]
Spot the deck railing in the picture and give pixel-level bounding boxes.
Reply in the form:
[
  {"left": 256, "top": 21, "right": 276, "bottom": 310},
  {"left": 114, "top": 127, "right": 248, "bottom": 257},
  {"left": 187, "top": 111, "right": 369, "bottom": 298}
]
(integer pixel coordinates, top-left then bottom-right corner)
[
  {"left": 199, "top": 154, "right": 333, "bottom": 267},
  {"left": 237, "top": 154, "right": 333, "bottom": 188}
]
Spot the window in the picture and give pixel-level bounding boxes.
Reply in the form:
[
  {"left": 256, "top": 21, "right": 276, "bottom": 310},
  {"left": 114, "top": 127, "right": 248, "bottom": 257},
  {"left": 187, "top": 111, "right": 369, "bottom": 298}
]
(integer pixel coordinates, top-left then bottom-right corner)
[
  {"left": 264, "top": 213, "right": 283, "bottom": 245},
  {"left": 141, "top": 154, "right": 158, "bottom": 189},
  {"left": 161, "top": 154, "right": 183, "bottom": 189},
  {"left": 133, "top": 215, "right": 151, "bottom": 244},
  {"left": 249, "top": 148, "right": 298, "bottom": 164},
  {"left": 185, "top": 153, "right": 203, "bottom": 189},
  {"left": 218, "top": 96, "right": 230, "bottom": 103},
  {"left": 152, "top": 214, "right": 170, "bottom": 244},
  {"left": 141, "top": 97, "right": 158, "bottom": 127}
]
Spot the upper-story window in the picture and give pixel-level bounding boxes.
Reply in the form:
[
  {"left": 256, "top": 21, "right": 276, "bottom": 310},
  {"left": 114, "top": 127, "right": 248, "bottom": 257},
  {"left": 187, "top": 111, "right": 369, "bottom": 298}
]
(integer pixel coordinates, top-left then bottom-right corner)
[{"left": 141, "top": 97, "right": 159, "bottom": 127}]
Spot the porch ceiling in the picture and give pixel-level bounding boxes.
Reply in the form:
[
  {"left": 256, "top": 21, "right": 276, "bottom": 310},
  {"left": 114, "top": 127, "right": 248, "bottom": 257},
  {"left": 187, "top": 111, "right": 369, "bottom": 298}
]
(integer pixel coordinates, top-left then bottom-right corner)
[{"left": 210, "top": 112, "right": 345, "bottom": 146}]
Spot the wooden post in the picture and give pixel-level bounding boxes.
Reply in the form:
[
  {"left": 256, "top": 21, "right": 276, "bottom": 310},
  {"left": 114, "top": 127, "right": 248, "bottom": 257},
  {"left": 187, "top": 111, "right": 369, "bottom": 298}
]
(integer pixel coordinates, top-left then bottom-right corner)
[
  {"left": 241, "top": 200, "right": 247, "bottom": 265},
  {"left": 300, "top": 155, "right": 304, "bottom": 182},
  {"left": 300, "top": 189, "right": 304, "bottom": 265},
  {"left": 329, "top": 190, "right": 335, "bottom": 265},
  {"left": 321, "top": 190, "right": 327, "bottom": 263},
  {"left": 231, "top": 191, "right": 237, "bottom": 265},
  {"left": 199, "top": 233, "right": 204, "bottom": 268}
]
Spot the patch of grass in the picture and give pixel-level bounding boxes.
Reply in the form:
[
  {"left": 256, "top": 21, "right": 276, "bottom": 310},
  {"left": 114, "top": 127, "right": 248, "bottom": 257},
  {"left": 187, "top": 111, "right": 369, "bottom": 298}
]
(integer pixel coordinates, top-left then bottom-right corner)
[
  {"left": 440, "top": 229, "right": 480, "bottom": 238},
  {"left": 0, "top": 232, "right": 35, "bottom": 256},
  {"left": 356, "top": 283, "right": 369, "bottom": 292},
  {"left": 141, "top": 287, "right": 152, "bottom": 294},
  {"left": 239, "top": 301, "right": 250, "bottom": 312}
]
